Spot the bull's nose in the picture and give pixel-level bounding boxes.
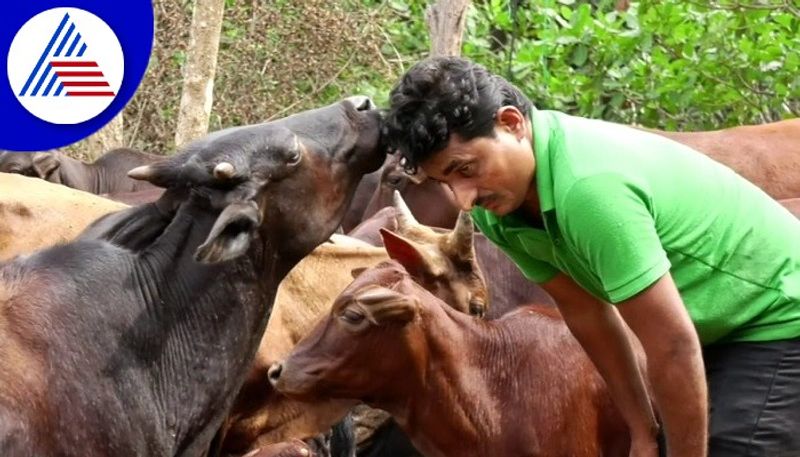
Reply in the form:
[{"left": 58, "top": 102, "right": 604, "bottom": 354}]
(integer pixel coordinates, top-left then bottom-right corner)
[
  {"left": 268, "top": 363, "right": 283, "bottom": 385},
  {"left": 346, "top": 95, "right": 375, "bottom": 111}
]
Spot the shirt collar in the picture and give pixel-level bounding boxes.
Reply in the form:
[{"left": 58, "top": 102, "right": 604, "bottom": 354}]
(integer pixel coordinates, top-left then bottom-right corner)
[{"left": 531, "top": 107, "right": 556, "bottom": 213}]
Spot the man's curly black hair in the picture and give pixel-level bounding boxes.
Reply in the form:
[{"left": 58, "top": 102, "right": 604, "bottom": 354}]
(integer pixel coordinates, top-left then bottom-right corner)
[{"left": 382, "top": 56, "right": 533, "bottom": 173}]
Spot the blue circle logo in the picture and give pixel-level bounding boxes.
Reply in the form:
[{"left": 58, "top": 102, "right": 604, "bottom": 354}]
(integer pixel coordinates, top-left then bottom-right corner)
[{"left": 1, "top": 1, "right": 153, "bottom": 150}]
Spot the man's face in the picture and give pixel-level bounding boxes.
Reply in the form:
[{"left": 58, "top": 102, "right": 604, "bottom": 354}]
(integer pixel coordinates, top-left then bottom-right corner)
[{"left": 420, "top": 107, "right": 535, "bottom": 216}]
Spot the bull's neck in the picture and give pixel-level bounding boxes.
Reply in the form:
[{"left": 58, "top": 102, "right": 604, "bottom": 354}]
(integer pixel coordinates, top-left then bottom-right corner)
[
  {"left": 383, "top": 304, "right": 506, "bottom": 457},
  {"left": 56, "top": 155, "right": 102, "bottom": 193},
  {"left": 108, "top": 198, "right": 295, "bottom": 455}
]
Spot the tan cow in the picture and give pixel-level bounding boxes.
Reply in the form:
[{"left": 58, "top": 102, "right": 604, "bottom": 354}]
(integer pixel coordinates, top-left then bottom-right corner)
[{"left": 0, "top": 173, "right": 126, "bottom": 261}]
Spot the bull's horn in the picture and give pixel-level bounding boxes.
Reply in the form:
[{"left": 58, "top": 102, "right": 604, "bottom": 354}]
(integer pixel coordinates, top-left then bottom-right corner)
[
  {"left": 213, "top": 162, "right": 235, "bottom": 180},
  {"left": 128, "top": 165, "right": 154, "bottom": 181},
  {"left": 392, "top": 190, "right": 419, "bottom": 230},
  {"left": 448, "top": 210, "right": 475, "bottom": 260}
]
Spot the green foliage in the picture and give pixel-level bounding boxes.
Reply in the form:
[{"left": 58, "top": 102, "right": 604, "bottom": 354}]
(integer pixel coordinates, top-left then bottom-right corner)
[{"left": 372, "top": 0, "right": 799, "bottom": 130}]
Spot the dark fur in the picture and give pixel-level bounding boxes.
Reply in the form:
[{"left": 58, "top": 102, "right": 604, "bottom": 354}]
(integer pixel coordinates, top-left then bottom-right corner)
[
  {"left": 0, "top": 148, "right": 161, "bottom": 194},
  {"left": 0, "top": 97, "right": 384, "bottom": 457}
]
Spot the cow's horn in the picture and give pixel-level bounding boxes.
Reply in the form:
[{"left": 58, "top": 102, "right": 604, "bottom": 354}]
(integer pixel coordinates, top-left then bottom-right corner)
[
  {"left": 214, "top": 162, "right": 235, "bottom": 180},
  {"left": 393, "top": 190, "right": 419, "bottom": 229},
  {"left": 448, "top": 210, "right": 475, "bottom": 260},
  {"left": 128, "top": 165, "right": 154, "bottom": 181}
]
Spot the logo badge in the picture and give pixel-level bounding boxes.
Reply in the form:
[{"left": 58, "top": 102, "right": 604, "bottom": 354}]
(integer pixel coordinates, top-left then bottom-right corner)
[{"left": 7, "top": 7, "right": 124, "bottom": 125}]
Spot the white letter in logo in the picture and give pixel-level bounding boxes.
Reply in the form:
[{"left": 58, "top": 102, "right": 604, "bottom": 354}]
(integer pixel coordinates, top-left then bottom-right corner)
[{"left": 7, "top": 7, "right": 125, "bottom": 125}]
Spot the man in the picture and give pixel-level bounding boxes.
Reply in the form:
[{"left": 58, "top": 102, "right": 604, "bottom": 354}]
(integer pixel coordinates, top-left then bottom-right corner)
[{"left": 381, "top": 56, "right": 800, "bottom": 457}]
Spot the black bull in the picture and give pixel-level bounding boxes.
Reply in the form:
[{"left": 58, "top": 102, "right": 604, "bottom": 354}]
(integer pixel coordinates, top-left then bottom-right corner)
[{"left": 0, "top": 96, "right": 385, "bottom": 457}]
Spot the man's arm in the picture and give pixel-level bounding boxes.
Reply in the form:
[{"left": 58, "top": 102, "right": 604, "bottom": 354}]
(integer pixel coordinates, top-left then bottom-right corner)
[
  {"left": 541, "top": 273, "right": 660, "bottom": 455},
  {"left": 542, "top": 272, "right": 707, "bottom": 457},
  {"left": 616, "top": 272, "right": 708, "bottom": 457}
]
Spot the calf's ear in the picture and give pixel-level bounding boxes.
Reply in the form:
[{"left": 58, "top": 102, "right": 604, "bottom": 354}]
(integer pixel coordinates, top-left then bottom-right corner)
[
  {"left": 195, "top": 200, "right": 261, "bottom": 264},
  {"left": 380, "top": 228, "right": 442, "bottom": 279},
  {"left": 32, "top": 152, "right": 60, "bottom": 179}
]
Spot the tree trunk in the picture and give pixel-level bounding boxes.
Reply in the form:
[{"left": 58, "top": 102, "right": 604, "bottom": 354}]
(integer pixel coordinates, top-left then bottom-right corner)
[
  {"left": 425, "top": 0, "right": 471, "bottom": 57},
  {"left": 174, "top": 0, "right": 226, "bottom": 149},
  {"left": 84, "top": 113, "right": 124, "bottom": 160}
]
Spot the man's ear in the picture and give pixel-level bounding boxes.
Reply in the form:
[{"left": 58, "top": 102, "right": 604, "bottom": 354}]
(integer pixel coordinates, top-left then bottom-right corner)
[{"left": 495, "top": 106, "right": 526, "bottom": 138}]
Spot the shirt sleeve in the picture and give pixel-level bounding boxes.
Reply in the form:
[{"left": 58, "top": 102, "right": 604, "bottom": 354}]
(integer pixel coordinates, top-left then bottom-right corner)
[
  {"left": 559, "top": 174, "right": 671, "bottom": 303},
  {"left": 471, "top": 208, "right": 559, "bottom": 284}
]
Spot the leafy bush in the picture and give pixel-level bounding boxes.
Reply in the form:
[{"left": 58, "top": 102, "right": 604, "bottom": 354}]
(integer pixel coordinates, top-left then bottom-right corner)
[{"left": 375, "top": 0, "right": 799, "bottom": 130}]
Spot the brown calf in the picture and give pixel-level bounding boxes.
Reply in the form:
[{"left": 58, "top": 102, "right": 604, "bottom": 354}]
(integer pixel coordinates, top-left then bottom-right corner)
[
  {"left": 219, "top": 193, "right": 489, "bottom": 455},
  {"left": 271, "top": 260, "right": 634, "bottom": 457}
]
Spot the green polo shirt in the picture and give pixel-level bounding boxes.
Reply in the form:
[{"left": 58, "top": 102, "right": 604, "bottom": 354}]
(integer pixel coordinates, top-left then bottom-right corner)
[{"left": 472, "top": 109, "right": 800, "bottom": 345}]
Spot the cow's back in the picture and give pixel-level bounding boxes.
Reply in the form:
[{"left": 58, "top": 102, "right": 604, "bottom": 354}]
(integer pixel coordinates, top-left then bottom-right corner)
[
  {"left": 488, "top": 305, "right": 631, "bottom": 456},
  {"left": 648, "top": 119, "right": 800, "bottom": 199},
  {"left": 0, "top": 174, "right": 127, "bottom": 261}
]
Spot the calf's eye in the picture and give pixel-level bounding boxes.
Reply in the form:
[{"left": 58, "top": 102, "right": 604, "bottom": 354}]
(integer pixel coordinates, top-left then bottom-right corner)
[{"left": 341, "top": 308, "right": 365, "bottom": 325}]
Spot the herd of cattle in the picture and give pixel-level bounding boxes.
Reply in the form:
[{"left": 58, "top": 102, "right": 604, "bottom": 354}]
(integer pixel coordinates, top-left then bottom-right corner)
[{"left": 0, "top": 98, "right": 798, "bottom": 457}]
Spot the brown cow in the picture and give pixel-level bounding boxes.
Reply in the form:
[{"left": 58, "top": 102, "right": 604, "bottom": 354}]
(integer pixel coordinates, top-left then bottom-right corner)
[
  {"left": 349, "top": 204, "right": 555, "bottom": 317},
  {"left": 0, "top": 173, "right": 126, "bottom": 261},
  {"left": 0, "top": 96, "right": 385, "bottom": 457},
  {"left": 219, "top": 193, "right": 489, "bottom": 455},
  {"left": 0, "top": 147, "right": 161, "bottom": 194},
  {"left": 646, "top": 118, "right": 800, "bottom": 199},
  {"left": 271, "top": 260, "right": 635, "bottom": 457},
  {"left": 361, "top": 153, "right": 459, "bottom": 229}
]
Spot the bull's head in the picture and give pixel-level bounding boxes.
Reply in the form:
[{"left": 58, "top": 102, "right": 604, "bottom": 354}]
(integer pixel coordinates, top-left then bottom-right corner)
[
  {"left": 380, "top": 190, "right": 489, "bottom": 317},
  {"left": 128, "top": 96, "right": 386, "bottom": 263},
  {"left": 0, "top": 150, "right": 62, "bottom": 182}
]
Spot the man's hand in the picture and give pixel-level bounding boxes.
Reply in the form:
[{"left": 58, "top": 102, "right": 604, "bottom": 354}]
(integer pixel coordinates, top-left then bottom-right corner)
[{"left": 543, "top": 271, "right": 708, "bottom": 457}]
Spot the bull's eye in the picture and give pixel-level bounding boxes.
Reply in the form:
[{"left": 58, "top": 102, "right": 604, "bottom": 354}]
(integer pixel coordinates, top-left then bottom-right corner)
[
  {"left": 287, "top": 151, "right": 302, "bottom": 166},
  {"left": 468, "top": 299, "right": 485, "bottom": 317},
  {"left": 386, "top": 174, "right": 404, "bottom": 187},
  {"left": 340, "top": 308, "right": 365, "bottom": 325}
]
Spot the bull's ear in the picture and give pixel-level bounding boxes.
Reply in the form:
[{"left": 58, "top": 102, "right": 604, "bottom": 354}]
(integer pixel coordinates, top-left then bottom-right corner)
[
  {"left": 32, "top": 152, "right": 60, "bottom": 179},
  {"left": 351, "top": 267, "right": 368, "bottom": 279},
  {"left": 356, "top": 286, "right": 417, "bottom": 325},
  {"left": 380, "top": 228, "right": 442, "bottom": 279},
  {"left": 195, "top": 201, "right": 261, "bottom": 264}
]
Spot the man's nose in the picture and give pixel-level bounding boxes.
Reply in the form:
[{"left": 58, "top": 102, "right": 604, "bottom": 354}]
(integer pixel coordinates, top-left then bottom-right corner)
[{"left": 450, "top": 183, "right": 477, "bottom": 211}]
